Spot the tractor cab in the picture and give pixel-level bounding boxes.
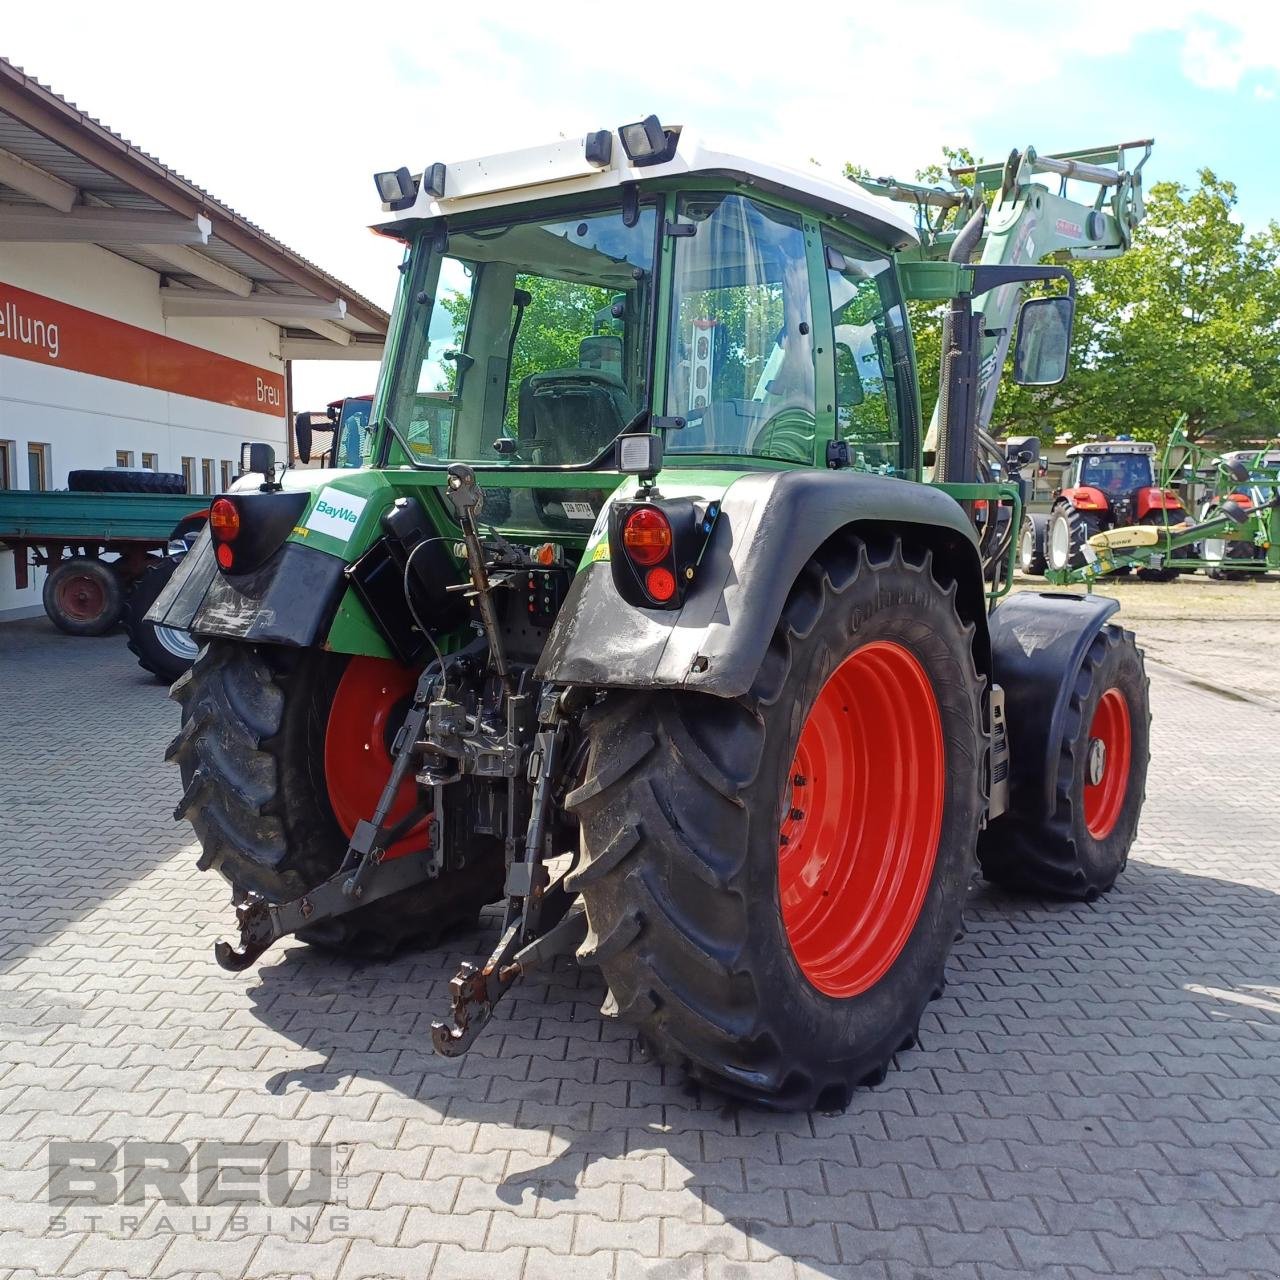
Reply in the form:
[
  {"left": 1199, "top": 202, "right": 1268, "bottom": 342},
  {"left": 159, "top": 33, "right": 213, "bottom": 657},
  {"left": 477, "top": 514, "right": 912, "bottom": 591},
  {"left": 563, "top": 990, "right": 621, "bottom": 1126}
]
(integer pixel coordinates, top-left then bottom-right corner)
[{"left": 1059, "top": 441, "right": 1159, "bottom": 525}]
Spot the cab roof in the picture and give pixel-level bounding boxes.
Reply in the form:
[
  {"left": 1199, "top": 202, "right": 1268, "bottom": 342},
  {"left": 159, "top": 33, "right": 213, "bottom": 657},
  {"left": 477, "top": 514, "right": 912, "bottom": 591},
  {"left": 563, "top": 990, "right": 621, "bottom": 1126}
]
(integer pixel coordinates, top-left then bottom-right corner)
[
  {"left": 1066, "top": 441, "right": 1155, "bottom": 457},
  {"left": 371, "top": 127, "right": 919, "bottom": 251}
]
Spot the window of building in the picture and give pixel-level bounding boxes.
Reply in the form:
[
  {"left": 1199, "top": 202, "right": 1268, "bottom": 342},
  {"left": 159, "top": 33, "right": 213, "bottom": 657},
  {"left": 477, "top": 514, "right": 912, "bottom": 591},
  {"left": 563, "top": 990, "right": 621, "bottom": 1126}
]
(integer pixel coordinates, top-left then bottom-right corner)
[
  {"left": 116, "top": 449, "right": 135, "bottom": 468},
  {"left": 141, "top": 452, "right": 159, "bottom": 471},
  {"left": 201, "top": 458, "right": 215, "bottom": 495},
  {"left": 220, "top": 460, "right": 233, "bottom": 490},
  {"left": 28, "top": 443, "right": 50, "bottom": 491},
  {"left": 181, "top": 456, "right": 196, "bottom": 493},
  {"left": 0, "top": 441, "right": 14, "bottom": 489}
]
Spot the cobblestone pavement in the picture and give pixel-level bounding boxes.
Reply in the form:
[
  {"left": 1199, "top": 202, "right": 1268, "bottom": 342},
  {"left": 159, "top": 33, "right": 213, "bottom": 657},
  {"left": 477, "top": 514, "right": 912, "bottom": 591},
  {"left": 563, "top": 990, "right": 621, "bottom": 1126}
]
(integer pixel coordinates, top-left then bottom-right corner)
[{"left": 0, "top": 614, "right": 1277, "bottom": 1280}]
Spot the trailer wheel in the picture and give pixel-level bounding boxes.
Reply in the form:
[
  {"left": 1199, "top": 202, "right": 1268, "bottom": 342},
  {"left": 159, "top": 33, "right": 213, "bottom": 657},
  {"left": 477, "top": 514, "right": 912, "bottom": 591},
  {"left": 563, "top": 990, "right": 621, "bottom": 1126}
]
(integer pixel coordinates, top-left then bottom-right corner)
[
  {"left": 978, "top": 625, "right": 1148, "bottom": 900},
  {"left": 123, "top": 557, "right": 200, "bottom": 683},
  {"left": 1046, "top": 505, "right": 1101, "bottom": 571},
  {"left": 168, "top": 641, "right": 503, "bottom": 956},
  {"left": 1018, "top": 514, "right": 1048, "bottom": 576},
  {"left": 43, "top": 556, "right": 124, "bottom": 636},
  {"left": 569, "top": 536, "right": 984, "bottom": 1109}
]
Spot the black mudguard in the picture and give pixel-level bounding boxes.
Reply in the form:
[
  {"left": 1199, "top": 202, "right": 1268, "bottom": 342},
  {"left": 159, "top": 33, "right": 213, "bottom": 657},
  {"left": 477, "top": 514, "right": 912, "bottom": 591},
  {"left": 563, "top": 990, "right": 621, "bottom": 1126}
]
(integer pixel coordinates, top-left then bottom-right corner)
[
  {"left": 146, "top": 526, "right": 346, "bottom": 648},
  {"left": 537, "top": 469, "right": 989, "bottom": 699},
  {"left": 989, "top": 590, "right": 1121, "bottom": 822}
]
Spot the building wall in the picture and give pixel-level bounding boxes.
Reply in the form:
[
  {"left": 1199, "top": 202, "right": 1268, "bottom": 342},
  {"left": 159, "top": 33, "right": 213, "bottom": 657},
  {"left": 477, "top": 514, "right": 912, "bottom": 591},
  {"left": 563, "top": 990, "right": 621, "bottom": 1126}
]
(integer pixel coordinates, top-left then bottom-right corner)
[{"left": 0, "top": 242, "right": 287, "bottom": 619}]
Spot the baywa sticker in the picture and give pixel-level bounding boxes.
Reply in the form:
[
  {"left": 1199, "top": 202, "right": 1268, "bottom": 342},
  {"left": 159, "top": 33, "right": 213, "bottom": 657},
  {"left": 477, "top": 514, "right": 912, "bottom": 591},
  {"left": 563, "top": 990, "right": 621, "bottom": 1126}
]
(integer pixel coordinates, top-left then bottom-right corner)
[{"left": 305, "top": 487, "right": 368, "bottom": 541}]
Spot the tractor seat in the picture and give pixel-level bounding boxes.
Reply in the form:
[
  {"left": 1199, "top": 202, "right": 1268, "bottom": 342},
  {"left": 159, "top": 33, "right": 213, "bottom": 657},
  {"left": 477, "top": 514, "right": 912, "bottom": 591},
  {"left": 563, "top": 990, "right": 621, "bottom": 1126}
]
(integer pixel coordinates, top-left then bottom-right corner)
[{"left": 516, "top": 369, "right": 633, "bottom": 464}]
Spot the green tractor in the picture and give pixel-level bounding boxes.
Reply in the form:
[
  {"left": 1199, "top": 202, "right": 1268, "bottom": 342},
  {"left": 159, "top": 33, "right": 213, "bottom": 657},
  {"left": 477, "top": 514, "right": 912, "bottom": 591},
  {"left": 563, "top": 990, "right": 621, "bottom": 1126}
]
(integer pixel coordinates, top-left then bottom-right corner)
[{"left": 152, "top": 122, "right": 1153, "bottom": 1109}]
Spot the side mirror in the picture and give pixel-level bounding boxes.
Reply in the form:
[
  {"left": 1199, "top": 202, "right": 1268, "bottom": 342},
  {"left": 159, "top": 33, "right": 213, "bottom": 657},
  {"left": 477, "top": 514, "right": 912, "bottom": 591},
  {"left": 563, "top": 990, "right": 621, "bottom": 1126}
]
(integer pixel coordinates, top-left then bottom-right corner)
[
  {"left": 1005, "top": 435, "right": 1040, "bottom": 469},
  {"left": 293, "top": 412, "right": 313, "bottom": 465},
  {"left": 1013, "top": 295, "right": 1074, "bottom": 386},
  {"left": 240, "top": 442, "right": 276, "bottom": 476}
]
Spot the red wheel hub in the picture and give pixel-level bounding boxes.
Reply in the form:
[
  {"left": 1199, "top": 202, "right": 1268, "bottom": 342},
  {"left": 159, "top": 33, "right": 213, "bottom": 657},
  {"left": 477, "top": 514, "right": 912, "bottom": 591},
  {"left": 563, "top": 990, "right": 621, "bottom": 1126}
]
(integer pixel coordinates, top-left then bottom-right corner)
[
  {"left": 1083, "top": 688, "right": 1131, "bottom": 839},
  {"left": 56, "top": 573, "right": 106, "bottom": 622},
  {"left": 324, "top": 656, "right": 428, "bottom": 858},
  {"left": 778, "top": 640, "right": 945, "bottom": 998}
]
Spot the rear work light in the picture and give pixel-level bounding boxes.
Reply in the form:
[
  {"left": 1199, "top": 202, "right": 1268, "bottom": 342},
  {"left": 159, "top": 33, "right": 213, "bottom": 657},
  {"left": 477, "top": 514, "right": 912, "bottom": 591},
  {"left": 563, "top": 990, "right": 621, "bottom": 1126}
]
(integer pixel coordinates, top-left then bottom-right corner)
[
  {"left": 622, "top": 507, "right": 672, "bottom": 565},
  {"left": 209, "top": 498, "right": 240, "bottom": 541}
]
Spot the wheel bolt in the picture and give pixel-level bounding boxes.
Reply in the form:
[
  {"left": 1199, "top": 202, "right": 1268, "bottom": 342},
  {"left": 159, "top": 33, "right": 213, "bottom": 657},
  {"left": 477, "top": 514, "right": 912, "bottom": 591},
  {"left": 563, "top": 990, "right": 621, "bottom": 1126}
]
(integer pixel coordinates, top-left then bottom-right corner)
[
  {"left": 790, "top": 807, "right": 805, "bottom": 821},
  {"left": 793, "top": 774, "right": 807, "bottom": 787}
]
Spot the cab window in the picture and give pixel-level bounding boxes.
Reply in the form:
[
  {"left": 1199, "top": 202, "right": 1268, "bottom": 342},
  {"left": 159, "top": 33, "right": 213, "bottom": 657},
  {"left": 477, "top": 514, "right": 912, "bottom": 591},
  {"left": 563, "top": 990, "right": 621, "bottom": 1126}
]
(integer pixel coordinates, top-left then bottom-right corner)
[
  {"left": 665, "top": 195, "right": 816, "bottom": 464},
  {"left": 822, "top": 231, "right": 910, "bottom": 475}
]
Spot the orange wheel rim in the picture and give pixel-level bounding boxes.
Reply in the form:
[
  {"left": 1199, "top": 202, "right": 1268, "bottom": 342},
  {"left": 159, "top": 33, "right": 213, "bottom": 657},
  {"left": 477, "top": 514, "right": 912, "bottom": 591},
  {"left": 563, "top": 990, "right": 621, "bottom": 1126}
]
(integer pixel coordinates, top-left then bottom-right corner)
[
  {"left": 778, "top": 641, "right": 945, "bottom": 998},
  {"left": 1083, "top": 688, "right": 1131, "bottom": 839},
  {"left": 56, "top": 573, "right": 106, "bottom": 621},
  {"left": 323, "top": 656, "right": 428, "bottom": 858}
]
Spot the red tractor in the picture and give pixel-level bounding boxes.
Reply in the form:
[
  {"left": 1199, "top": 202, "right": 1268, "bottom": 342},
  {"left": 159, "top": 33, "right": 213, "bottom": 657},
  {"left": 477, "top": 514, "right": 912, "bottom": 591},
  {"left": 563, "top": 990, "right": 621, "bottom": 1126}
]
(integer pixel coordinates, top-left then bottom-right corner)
[{"left": 1038, "top": 441, "right": 1189, "bottom": 581}]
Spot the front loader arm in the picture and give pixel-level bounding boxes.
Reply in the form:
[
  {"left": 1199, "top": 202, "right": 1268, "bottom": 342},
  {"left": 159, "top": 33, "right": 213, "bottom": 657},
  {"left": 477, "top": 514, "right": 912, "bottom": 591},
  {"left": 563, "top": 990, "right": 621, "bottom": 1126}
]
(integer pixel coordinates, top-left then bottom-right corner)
[{"left": 862, "top": 140, "right": 1152, "bottom": 444}]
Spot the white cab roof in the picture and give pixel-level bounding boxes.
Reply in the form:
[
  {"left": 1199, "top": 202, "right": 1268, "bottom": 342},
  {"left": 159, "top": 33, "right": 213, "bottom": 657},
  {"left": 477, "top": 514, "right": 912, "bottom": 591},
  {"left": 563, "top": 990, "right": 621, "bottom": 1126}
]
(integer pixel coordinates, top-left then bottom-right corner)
[
  {"left": 1066, "top": 441, "right": 1156, "bottom": 457},
  {"left": 372, "top": 128, "right": 919, "bottom": 250}
]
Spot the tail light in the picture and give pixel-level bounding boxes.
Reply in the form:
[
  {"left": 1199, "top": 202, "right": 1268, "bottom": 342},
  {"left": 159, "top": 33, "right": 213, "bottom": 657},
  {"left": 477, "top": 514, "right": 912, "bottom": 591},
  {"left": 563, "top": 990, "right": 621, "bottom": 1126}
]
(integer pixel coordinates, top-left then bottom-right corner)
[
  {"left": 609, "top": 496, "right": 720, "bottom": 609},
  {"left": 207, "top": 491, "right": 308, "bottom": 575}
]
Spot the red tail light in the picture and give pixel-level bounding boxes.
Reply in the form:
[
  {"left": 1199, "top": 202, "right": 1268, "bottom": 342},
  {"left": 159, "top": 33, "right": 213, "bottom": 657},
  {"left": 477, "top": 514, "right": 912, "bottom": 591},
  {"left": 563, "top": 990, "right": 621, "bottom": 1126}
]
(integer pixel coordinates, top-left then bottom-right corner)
[
  {"left": 210, "top": 498, "right": 241, "bottom": 541},
  {"left": 644, "top": 566, "right": 677, "bottom": 601},
  {"left": 622, "top": 507, "right": 672, "bottom": 565},
  {"left": 215, "top": 543, "right": 235, "bottom": 569}
]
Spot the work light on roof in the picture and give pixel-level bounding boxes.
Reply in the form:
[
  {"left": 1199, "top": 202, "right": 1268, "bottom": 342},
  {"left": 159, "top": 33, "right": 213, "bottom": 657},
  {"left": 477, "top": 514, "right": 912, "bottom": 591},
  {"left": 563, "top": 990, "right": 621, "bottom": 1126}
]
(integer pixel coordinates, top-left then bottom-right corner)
[
  {"left": 422, "top": 162, "right": 447, "bottom": 199},
  {"left": 618, "top": 115, "right": 668, "bottom": 164},
  {"left": 374, "top": 167, "right": 416, "bottom": 209}
]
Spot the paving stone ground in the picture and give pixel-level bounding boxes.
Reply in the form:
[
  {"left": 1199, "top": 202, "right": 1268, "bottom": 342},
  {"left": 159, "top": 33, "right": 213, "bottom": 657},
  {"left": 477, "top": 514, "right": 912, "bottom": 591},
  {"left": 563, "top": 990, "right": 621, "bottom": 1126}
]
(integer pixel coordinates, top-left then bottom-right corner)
[{"left": 0, "top": 606, "right": 1278, "bottom": 1280}]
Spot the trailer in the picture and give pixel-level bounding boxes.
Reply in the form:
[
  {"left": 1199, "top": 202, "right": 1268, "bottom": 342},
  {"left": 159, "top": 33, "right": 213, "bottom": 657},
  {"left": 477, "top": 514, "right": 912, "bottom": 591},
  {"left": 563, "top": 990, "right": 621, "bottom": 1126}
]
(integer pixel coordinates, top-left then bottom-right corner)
[{"left": 0, "top": 485, "right": 207, "bottom": 677}]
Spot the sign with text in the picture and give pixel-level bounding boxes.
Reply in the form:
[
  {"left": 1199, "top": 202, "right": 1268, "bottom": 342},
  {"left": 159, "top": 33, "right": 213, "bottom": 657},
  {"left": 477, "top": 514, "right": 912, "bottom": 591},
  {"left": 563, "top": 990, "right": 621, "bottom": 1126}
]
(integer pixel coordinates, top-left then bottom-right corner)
[{"left": 0, "top": 282, "right": 286, "bottom": 416}]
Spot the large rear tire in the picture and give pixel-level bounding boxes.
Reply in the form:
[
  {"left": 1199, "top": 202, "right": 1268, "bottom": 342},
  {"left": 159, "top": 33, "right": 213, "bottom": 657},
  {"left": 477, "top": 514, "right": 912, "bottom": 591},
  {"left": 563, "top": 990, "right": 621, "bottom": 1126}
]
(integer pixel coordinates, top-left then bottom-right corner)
[
  {"left": 978, "top": 625, "right": 1149, "bottom": 900},
  {"left": 1135, "top": 512, "right": 1182, "bottom": 582},
  {"left": 568, "top": 535, "right": 984, "bottom": 1110},
  {"left": 123, "top": 557, "right": 200, "bottom": 683},
  {"left": 68, "top": 468, "right": 187, "bottom": 494},
  {"left": 1046, "top": 505, "right": 1102, "bottom": 572},
  {"left": 168, "top": 641, "right": 503, "bottom": 955}
]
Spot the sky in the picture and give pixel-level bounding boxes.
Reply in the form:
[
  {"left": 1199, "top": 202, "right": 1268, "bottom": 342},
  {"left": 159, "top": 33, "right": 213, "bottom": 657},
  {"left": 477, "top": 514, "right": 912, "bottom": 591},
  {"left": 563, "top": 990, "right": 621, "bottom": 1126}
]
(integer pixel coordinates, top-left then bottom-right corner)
[{"left": 4, "top": 1, "right": 1278, "bottom": 410}]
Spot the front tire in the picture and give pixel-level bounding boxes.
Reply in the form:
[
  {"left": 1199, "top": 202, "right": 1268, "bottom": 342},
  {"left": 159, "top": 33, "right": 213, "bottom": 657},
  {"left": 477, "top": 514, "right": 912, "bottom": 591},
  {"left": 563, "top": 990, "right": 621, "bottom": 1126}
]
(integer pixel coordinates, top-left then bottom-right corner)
[
  {"left": 978, "top": 625, "right": 1149, "bottom": 900},
  {"left": 168, "top": 641, "right": 503, "bottom": 955},
  {"left": 569, "top": 536, "right": 984, "bottom": 1109}
]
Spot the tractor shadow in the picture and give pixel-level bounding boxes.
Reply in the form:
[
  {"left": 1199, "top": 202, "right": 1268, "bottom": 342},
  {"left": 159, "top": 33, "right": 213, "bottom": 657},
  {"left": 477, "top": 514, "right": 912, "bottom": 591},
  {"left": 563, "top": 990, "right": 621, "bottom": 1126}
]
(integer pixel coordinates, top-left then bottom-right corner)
[{"left": 243, "top": 855, "right": 1280, "bottom": 1275}]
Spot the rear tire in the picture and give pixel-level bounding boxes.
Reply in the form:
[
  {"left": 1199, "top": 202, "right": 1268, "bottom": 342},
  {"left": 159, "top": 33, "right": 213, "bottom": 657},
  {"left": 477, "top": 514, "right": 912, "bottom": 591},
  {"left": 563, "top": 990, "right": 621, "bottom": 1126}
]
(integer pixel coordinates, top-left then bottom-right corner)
[
  {"left": 43, "top": 556, "right": 124, "bottom": 635},
  {"left": 1046, "top": 505, "right": 1102, "bottom": 572},
  {"left": 123, "top": 557, "right": 200, "bottom": 683},
  {"left": 168, "top": 641, "right": 503, "bottom": 955},
  {"left": 569, "top": 536, "right": 984, "bottom": 1109},
  {"left": 1135, "top": 512, "right": 1182, "bottom": 582},
  {"left": 1018, "top": 514, "right": 1048, "bottom": 576},
  {"left": 978, "top": 625, "right": 1149, "bottom": 900}
]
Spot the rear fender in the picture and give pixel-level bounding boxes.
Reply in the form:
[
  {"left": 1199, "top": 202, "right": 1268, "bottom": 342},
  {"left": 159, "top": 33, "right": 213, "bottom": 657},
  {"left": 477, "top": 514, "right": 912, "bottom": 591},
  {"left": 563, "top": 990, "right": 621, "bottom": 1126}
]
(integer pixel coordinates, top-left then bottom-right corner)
[
  {"left": 989, "top": 591, "right": 1120, "bottom": 823},
  {"left": 1060, "top": 485, "right": 1109, "bottom": 512},
  {"left": 1135, "top": 486, "right": 1185, "bottom": 519},
  {"left": 537, "top": 469, "right": 991, "bottom": 698}
]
